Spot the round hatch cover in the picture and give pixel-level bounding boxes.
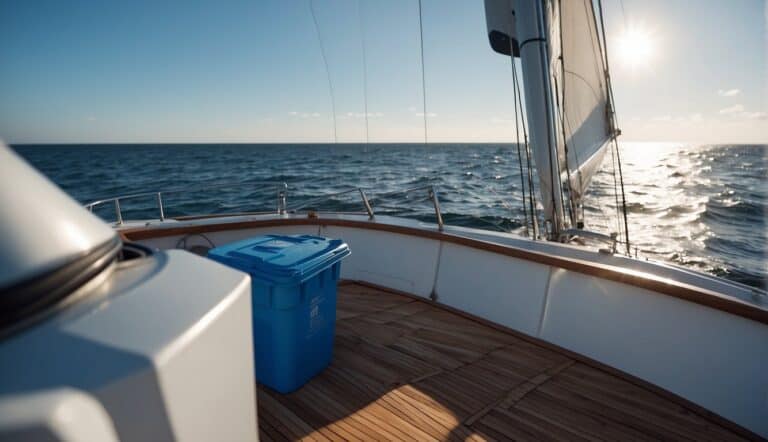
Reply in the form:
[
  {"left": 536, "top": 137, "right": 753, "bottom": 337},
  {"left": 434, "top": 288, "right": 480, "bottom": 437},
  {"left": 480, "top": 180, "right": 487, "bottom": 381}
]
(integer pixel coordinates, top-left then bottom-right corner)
[{"left": 0, "top": 144, "right": 120, "bottom": 328}]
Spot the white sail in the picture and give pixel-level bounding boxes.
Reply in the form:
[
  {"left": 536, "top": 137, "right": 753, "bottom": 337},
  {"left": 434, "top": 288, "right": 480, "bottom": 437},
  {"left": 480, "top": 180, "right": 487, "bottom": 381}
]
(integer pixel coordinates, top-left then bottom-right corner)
[
  {"left": 499, "top": 0, "right": 566, "bottom": 235},
  {"left": 486, "top": 0, "right": 614, "bottom": 234},
  {"left": 548, "top": 0, "right": 613, "bottom": 210}
]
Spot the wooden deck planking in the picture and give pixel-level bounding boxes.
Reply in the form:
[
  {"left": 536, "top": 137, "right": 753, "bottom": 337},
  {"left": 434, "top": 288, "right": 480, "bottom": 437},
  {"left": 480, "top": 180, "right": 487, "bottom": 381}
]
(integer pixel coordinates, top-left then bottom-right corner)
[{"left": 257, "top": 282, "right": 748, "bottom": 441}]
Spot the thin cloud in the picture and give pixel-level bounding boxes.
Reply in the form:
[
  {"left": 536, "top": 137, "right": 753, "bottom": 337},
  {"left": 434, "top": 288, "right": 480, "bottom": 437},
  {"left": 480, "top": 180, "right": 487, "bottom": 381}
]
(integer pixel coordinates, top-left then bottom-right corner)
[
  {"left": 717, "top": 105, "right": 766, "bottom": 120},
  {"left": 719, "top": 104, "right": 744, "bottom": 115},
  {"left": 743, "top": 111, "right": 767, "bottom": 120},
  {"left": 343, "top": 112, "right": 383, "bottom": 118},
  {"left": 648, "top": 114, "right": 703, "bottom": 123},
  {"left": 415, "top": 112, "right": 437, "bottom": 118},
  {"left": 288, "top": 111, "right": 320, "bottom": 118},
  {"left": 717, "top": 88, "right": 740, "bottom": 97}
]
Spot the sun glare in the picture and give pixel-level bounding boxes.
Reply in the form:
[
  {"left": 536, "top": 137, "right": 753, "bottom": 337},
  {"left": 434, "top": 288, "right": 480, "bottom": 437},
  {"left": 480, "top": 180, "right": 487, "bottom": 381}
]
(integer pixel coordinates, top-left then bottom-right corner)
[{"left": 615, "top": 24, "right": 656, "bottom": 70}]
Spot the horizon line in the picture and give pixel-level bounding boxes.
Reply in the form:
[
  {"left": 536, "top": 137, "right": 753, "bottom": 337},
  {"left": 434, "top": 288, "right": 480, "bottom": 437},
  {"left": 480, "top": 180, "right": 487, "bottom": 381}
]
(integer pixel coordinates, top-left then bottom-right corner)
[{"left": 9, "top": 140, "right": 768, "bottom": 147}]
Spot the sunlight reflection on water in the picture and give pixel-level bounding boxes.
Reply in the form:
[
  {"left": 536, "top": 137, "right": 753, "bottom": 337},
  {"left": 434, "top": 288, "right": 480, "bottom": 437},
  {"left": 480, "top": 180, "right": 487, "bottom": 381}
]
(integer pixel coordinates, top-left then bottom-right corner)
[
  {"left": 587, "top": 142, "right": 766, "bottom": 288},
  {"left": 14, "top": 142, "right": 767, "bottom": 289}
]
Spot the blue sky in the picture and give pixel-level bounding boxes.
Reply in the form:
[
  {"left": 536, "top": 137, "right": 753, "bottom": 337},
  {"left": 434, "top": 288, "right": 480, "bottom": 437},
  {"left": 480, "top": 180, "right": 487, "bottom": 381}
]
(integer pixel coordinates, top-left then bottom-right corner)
[{"left": 0, "top": 0, "right": 765, "bottom": 144}]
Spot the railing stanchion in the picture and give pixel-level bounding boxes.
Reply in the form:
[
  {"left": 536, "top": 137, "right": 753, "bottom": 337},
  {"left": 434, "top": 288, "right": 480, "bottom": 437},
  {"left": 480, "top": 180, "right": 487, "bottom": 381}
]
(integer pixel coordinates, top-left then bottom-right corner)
[
  {"left": 157, "top": 192, "right": 165, "bottom": 221},
  {"left": 428, "top": 186, "right": 444, "bottom": 231},
  {"left": 114, "top": 199, "right": 123, "bottom": 226},
  {"left": 277, "top": 183, "right": 287, "bottom": 214},
  {"left": 359, "top": 189, "right": 375, "bottom": 219}
]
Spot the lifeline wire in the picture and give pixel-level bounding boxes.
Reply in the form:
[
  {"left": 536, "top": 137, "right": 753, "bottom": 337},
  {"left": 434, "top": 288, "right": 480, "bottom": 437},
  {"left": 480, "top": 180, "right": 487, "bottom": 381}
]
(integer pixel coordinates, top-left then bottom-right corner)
[
  {"left": 512, "top": 54, "right": 539, "bottom": 238},
  {"left": 358, "top": 0, "right": 370, "bottom": 144},
  {"left": 417, "top": 0, "right": 428, "bottom": 144},
  {"left": 511, "top": 47, "right": 531, "bottom": 237},
  {"left": 596, "top": 0, "right": 631, "bottom": 254},
  {"left": 555, "top": 0, "right": 578, "bottom": 227},
  {"left": 309, "top": 0, "right": 338, "bottom": 143}
]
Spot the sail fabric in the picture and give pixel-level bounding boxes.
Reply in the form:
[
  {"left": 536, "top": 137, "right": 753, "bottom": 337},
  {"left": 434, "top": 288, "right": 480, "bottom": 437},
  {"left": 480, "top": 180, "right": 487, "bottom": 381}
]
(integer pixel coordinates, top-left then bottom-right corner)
[{"left": 548, "top": 0, "right": 612, "bottom": 205}]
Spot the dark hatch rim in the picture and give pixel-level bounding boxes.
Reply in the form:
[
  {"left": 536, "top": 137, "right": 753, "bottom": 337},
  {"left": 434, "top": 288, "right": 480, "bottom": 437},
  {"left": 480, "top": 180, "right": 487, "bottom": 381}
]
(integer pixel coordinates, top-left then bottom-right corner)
[{"left": 0, "top": 234, "right": 123, "bottom": 332}]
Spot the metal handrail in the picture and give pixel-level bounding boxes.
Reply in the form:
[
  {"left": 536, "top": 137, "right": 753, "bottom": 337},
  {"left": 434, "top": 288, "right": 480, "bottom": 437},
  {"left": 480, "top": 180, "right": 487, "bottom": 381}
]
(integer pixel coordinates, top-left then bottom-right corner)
[
  {"left": 84, "top": 181, "right": 444, "bottom": 230},
  {"left": 368, "top": 185, "right": 444, "bottom": 231},
  {"left": 368, "top": 184, "right": 436, "bottom": 200},
  {"left": 84, "top": 181, "right": 288, "bottom": 225},
  {"left": 288, "top": 188, "right": 371, "bottom": 214},
  {"left": 428, "top": 187, "right": 444, "bottom": 231}
]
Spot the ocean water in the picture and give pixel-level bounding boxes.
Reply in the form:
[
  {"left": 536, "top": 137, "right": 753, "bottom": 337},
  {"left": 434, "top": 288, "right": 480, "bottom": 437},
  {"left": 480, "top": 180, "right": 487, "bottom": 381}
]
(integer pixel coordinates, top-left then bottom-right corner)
[{"left": 13, "top": 143, "right": 767, "bottom": 290}]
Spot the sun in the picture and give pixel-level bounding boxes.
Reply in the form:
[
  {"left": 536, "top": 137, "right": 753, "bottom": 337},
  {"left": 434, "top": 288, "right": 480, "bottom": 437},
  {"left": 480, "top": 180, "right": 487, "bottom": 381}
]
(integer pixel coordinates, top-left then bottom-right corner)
[{"left": 615, "top": 23, "right": 656, "bottom": 71}]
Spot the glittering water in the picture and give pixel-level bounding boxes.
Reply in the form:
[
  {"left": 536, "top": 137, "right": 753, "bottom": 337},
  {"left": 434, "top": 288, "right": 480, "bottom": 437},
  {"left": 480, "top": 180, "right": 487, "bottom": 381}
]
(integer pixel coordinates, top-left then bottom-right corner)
[{"left": 13, "top": 143, "right": 767, "bottom": 290}]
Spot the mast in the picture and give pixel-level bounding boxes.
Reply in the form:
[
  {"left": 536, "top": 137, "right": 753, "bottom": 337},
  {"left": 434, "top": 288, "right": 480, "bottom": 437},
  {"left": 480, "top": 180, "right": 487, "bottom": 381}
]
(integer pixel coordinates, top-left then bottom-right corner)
[
  {"left": 485, "top": 0, "right": 617, "bottom": 242},
  {"left": 513, "top": 0, "right": 565, "bottom": 238}
]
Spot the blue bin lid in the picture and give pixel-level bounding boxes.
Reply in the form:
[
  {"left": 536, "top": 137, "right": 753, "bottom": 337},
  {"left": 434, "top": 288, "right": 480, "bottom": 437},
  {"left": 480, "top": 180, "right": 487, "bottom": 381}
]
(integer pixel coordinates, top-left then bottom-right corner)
[{"left": 207, "top": 234, "right": 350, "bottom": 285}]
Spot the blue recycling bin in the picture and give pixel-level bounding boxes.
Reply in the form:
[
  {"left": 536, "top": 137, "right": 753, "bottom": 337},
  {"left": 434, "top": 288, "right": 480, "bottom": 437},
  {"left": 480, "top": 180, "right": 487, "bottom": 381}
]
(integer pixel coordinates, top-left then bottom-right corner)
[{"left": 207, "top": 234, "right": 350, "bottom": 393}]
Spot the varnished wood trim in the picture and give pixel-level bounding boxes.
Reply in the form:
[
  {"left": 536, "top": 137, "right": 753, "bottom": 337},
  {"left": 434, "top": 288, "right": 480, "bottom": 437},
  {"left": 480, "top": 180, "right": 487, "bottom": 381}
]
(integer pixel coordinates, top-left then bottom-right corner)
[
  {"left": 120, "top": 217, "right": 768, "bottom": 325},
  {"left": 349, "top": 280, "right": 764, "bottom": 441}
]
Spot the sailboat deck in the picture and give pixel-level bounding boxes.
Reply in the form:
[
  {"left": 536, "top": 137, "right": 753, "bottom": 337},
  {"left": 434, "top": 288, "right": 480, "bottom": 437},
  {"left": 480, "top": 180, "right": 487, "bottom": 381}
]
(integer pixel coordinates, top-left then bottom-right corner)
[{"left": 257, "top": 282, "right": 746, "bottom": 441}]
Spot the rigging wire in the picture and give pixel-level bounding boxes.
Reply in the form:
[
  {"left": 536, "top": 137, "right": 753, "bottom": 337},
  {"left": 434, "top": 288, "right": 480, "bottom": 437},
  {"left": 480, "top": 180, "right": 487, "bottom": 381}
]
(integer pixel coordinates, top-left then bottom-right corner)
[
  {"left": 596, "top": 0, "right": 631, "bottom": 254},
  {"left": 554, "top": 0, "right": 577, "bottom": 229},
  {"left": 417, "top": 0, "right": 429, "bottom": 144},
  {"left": 357, "top": 0, "right": 370, "bottom": 145},
  {"left": 595, "top": 0, "right": 624, "bottom": 247},
  {"left": 561, "top": 106, "right": 585, "bottom": 221},
  {"left": 552, "top": 76, "right": 575, "bottom": 227},
  {"left": 511, "top": 55, "right": 539, "bottom": 238},
  {"left": 592, "top": 0, "right": 623, "bottom": 243},
  {"left": 309, "top": 0, "right": 338, "bottom": 143},
  {"left": 534, "top": 0, "right": 562, "bottom": 238},
  {"left": 609, "top": 137, "right": 624, "bottom": 238},
  {"left": 511, "top": 51, "right": 531, "bottom": 237}
]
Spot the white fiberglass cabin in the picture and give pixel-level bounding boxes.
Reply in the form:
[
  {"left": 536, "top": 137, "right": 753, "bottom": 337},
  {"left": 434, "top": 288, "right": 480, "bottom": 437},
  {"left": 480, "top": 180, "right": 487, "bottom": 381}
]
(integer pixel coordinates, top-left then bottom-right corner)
[{"left": 1, "top": 0, "right": 767, "bottom": 441}]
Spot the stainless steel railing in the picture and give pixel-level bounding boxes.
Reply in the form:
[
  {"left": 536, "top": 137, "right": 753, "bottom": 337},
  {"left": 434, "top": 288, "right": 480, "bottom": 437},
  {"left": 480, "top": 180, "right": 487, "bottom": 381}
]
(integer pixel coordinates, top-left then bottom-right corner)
[
  {"left": 84, "top": 182, "right": 444, "bottom": 230},
  {"left": 288, "top": 188, "right": 375, "bottom": 219},
  {"left": 367, "top": 185, "right": 444, "bottom": 231},
  {"left": 84, "top": 181, "right": 289, "bottom": 225},
  {"left": 285, "top": 185, "right": 444, "bottom": 230}
]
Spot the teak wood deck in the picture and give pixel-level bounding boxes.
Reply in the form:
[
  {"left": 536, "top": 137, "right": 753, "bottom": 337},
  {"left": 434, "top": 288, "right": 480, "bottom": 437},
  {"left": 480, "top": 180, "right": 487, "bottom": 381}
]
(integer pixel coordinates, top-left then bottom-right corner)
[{"left": 257, "top": 282, "right": 748, "bottom": 441}]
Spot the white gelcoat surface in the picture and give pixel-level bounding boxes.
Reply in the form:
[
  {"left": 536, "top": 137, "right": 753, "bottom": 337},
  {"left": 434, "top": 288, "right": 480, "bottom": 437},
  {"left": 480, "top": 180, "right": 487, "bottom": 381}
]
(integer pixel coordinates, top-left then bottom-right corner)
[
  {"left": 139, "top": 225, "right": 319, "bottom": 252},
  {"left": 322, "top": 225, "right": 440, "bottom": 298},
  {"left": 0, "top": 388, "right": 118, "bottom": 442},
  {"left": 155, "top": 262, "right": 255, "bottom": 442},
  {"left": 436, "top": 242, "right": 551, "bottom": 336},
  {"left": 0, "top": 145, "right": 116, "bottom": 288},
  {"left": 0, "top": 250, "right": 257, "bottom": 441},
  {"left": 128, "top": 212, "right": 763, "bottom": 304},
  {"left": 540, "top": 269, "right": 768, "bottom": 436}
]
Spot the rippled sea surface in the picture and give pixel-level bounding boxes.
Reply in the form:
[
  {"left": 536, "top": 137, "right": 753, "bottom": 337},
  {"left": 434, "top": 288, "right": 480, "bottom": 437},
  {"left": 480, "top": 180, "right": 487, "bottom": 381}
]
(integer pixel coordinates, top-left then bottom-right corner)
[{"left": 13, "top": 143, "right": 767, "bottom": 290}]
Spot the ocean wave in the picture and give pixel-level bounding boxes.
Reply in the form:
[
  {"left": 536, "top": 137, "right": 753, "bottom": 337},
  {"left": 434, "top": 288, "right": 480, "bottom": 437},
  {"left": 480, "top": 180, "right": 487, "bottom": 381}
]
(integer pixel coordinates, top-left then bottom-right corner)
[
  {"left": 705, "top": 199, "right": 763, "bottom": 220},
  {"left": 13, "top": 142, "right": 768, "bottom": 290}
]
